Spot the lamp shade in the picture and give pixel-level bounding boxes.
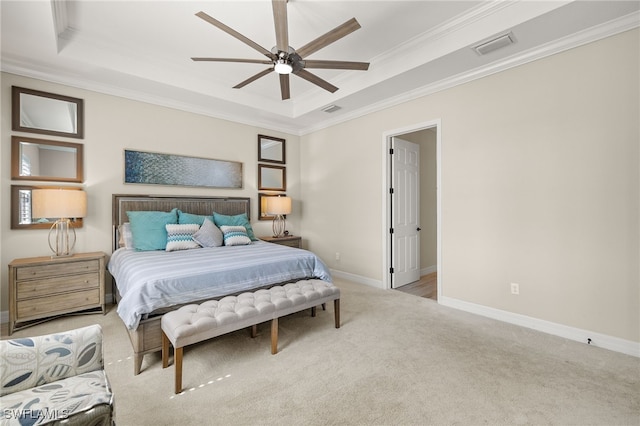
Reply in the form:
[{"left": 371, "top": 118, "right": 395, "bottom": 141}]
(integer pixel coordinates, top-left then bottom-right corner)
[
  {"left": 265, "top": 196, "right": 291, "bottom": 215},
  {"left": 32, "top": 189, "right": 87, "bottom": 219}
]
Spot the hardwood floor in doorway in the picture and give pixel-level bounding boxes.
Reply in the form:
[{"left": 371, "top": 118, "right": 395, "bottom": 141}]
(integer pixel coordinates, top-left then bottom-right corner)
[{"left": 394, "top": 272, "right": 437, "bottom": 300}]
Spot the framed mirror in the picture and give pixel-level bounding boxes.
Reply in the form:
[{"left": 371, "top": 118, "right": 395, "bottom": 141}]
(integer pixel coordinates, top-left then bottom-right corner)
[
  {"left": 11, "top": 136, "right": 84, "bottom": 182},
  {"left": 12, "top": 86, "right": 84, "bottom": 139},
  {"left": 258, "top": 134, "right": 285, "bottom": 164},
  {"left": 258, "top": 164, "right": 286, "bottom": 191},
  {"left": 11, "top": 185, "right": 84, "bottom": 230},
  {"left": 259, "top": 193, "right": 287, "bottom": 221}
]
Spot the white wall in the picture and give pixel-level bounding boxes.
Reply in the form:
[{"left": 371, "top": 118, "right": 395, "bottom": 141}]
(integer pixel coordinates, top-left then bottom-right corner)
[
  {"left": 300, "top": 29, "right": 639, "bottom": 344},
  {"left": 1, "top": 73, "right": 300, "bottom": 313}
]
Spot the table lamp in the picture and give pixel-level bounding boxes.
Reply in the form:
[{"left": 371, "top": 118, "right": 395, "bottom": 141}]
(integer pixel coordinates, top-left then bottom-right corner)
[
  {"left": 265, "top": 195, "right": 291, "bottom": 238},
  {"left": 32, "top": 188, "right": 87, "bottom": 257}
]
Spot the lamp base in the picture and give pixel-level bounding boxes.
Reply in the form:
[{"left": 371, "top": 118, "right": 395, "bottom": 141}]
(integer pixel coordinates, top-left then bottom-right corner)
[
  {"left": 272, "top": 215, "right": 287, "bottom": 238},
  {"left": 48, "top": 219, "right": 77, "bottom": 257}
]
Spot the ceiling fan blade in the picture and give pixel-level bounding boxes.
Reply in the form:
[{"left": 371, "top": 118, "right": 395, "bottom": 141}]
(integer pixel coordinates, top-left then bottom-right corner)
[
  {"left": 303, "top": 60, "right": 369, "bottom": 70},
  {"left": 294, "top": 69, "right": 338, "bottom": 93},
  {"left": 272, "top": 0, "right": 289, "bottom": 53},
  {"left": 191, "top": 57, "right": 273, "bottom": 64},
  {"left": 279, "top": 74, "right": 290, "bottom": 100},
  {"left": 296, "top": 18, "right": 361, "bottom": 59},
  {"left": 196, "top": 11, "right": 273, "bottom": 58},
  {"left": 233, "top": 68, "right": 274, "bottom": 89}
]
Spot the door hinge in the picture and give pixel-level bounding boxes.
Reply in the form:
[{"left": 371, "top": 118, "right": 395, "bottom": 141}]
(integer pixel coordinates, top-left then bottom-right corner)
[
  {"left": 389, "top": 228, "right": 394, "bottom": 234},
  {"left": 389, "top": 187, "right": 394, "bottom": 194},
  {"left": 389, "top": 267, "right": 394, "bottom": 274},
  {"left": 389, "top": 148, "right": 394, "bottom": 155}
]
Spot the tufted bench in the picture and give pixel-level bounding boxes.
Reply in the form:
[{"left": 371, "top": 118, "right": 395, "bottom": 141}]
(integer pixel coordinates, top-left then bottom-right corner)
[{"left": 161, "top": 279, "right": 340, "bottom": 393}]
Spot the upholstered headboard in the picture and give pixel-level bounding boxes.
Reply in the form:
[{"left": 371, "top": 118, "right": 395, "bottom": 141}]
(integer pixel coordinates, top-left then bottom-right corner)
[{"left": 112, "top": 194, "right": 251, "bottom": 252}]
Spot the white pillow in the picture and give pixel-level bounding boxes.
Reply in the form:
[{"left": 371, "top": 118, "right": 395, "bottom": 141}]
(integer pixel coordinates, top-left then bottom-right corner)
[
  {"left": 192, "top": 218, "right": 224, "bottom": 248},
  {"left": 220, "top": 225, "right": 252, "bottom": 246},
  {"left": 118, "top": 223, "right": 134, "bottom": 249},
  {"left": 165, "top": 223, "right": 201, "bottom": 251}
]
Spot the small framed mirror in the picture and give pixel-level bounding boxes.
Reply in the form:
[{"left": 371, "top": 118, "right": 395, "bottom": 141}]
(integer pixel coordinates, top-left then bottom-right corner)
[
  {"left": 11, "top": 136, "right": 84, "bottom": 182},
  {"left": 12, "top": 86, "right": 84, "bottom": 139},
  {"left": 258, "top": 134, "right": 285, "bottom": 164},
  {"left": 11, "top": 185, "right": 84, "bottom": 230},
  {"left": 258, "top": 164, "right": 286, "bottom": 191},
  {"left": 259, "top": 193, "right": 287, "bottom": 220}
]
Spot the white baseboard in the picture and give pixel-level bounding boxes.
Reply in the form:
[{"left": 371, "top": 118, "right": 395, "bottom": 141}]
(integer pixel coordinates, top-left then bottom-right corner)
[
  {"left": 330, "top": 269, "right": 383, "bottom": 289},
  {"left": 420, "top": 265, "right": 437, "bottom": 275},
  {"left": 440, "top": 296, "right": 640, "bottom": 358}
]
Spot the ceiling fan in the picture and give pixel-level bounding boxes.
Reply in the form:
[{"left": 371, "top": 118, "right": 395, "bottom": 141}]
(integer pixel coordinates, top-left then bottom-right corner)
[{"left": 191, "top": 0, "right": 369, "bottom": 100}]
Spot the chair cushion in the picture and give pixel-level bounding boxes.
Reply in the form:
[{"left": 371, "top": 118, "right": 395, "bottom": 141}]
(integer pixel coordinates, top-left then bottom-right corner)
[
  {"left": 0, "top": 370, "right": 113, "bottom": 426},
  {"left": 0, "top": 325, "right": 103, "bottom": 396}
]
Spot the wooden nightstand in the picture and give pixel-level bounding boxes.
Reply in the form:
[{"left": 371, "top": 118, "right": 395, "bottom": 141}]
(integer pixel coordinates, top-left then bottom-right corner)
[
  {"left": 260, "top": 235, "right": 302, "bottom": 249},
  {"left": 8, "top": 252, "right": 107, "bottom": 335}
]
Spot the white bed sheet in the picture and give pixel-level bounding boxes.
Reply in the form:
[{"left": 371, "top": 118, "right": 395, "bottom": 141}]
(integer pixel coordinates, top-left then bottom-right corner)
[{"left": 108, "top": 241, "right": 332, "bottom": 330}]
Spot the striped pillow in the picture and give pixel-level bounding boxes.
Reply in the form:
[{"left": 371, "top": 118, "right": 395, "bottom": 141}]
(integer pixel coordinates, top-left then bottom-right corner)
[
  {"left": 165, "top": 224, "right": 200, "bottom": 251},
  {"left": 220, "top": 225, "right": 252, "bottom": 246}
]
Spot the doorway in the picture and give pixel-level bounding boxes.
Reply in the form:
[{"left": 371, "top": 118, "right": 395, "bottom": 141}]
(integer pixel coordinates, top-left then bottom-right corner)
[{"left": 382, "top": 120, "right": 441, "bottom": 300}]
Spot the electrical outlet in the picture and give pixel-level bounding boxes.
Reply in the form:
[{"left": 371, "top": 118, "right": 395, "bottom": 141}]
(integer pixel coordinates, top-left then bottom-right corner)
[
  {"left": 510, "top": 283, "right": 520, "bottom": 295},
  {"left": 335, "top": 252, "right": 340, "bottom": 261}
]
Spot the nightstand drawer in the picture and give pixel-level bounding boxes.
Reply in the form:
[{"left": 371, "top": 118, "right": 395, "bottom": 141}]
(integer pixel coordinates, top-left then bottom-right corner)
[
  {"left": 17, "top": 288, "right": 101, "bottom": 320},
  {"left": 9, "top": 252, "right": 107, "bottom": 334},
  {"left": 260, "top": 236, "right": 302, "bottom": 248},
  {"left": 16, "top": 272, "right": 99, "bottom": 300},
  {"left": 16, "top": 259, "right": 100, "bottom": 280},
  {"left": 274, "top": 239, "right": 300, "bottom": 248}
]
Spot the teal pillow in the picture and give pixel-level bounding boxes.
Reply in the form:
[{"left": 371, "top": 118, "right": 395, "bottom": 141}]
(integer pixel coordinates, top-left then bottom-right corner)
[
  {"left": 127, "top": 208, "right": 178, "bottom": 251},
  {"left": 178, "top": 210, "right": 214, "bottom": 226},
  {"left": 213, "top": 212, "right": 257, "bottom": 241}
]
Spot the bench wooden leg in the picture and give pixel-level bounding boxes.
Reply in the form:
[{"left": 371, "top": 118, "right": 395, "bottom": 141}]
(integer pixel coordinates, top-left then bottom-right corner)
[
  {"left": 250, "top": 324, "right": 257, "bottom": 338},
  {"left": 334, "top": 299, "right": 341, "bottom": 328},
  {"left": 174, "top": 346, "right": 183, "bottom": 394},
  {"left": 162, "top": 332, "right": 170, "bottom": 369},
  {"left": 271, "top": 317, "right": 279, "bottom": 354},
  {"left": 322, "top": 303, "right": 326, "bottom": 311},
  {"left": 311, "top": 306, "right": 316, "bottom": 317}
]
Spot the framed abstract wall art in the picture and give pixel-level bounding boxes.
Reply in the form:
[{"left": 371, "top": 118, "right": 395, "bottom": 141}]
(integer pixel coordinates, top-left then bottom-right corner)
[{"left": 124, "top": 149, "right": 242, "bottom": 189}]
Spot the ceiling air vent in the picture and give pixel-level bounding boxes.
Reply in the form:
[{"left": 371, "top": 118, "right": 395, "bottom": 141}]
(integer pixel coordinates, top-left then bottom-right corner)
[
  {"left": 321, "top": 104, "right": 341, "bottom": 113},
  {"left": 473, "top": 32, "right": 515, "bottom": 56}
]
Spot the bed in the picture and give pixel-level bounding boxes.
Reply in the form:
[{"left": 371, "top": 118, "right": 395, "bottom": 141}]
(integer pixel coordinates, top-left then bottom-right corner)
[{"left": 109, "top": 194, "right": 332, "bottom": 374}]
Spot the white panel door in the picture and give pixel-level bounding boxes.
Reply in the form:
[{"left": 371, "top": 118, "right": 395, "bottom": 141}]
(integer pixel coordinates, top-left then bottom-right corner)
[{"left": 392, "top": 137, "right": 420, "bottom": 288}]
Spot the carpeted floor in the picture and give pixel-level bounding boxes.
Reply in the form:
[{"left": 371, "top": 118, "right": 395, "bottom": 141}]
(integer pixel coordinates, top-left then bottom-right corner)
[{"left": 5, "top": 278, "right": 640, "bottom": 425}]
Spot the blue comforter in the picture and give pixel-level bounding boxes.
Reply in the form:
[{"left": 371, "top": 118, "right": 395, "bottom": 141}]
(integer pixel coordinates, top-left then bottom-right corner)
[{"left": 108, "top": 241, "right": 332, "bottom": 330}]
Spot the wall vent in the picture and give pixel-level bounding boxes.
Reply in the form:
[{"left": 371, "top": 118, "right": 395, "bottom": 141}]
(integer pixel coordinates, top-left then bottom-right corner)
[
  {"left": 321, "top": 104, "right": 341, "bottom": 113},
  {"left": 473, "top": 32, "right": 515, "bottom": 56}
]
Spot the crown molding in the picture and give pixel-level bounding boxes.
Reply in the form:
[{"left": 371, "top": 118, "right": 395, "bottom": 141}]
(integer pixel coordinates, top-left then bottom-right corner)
[
  {"left": 298, "top": 11, "right": 640, "bottom": 135},
  {"left": 3, "top": 10, "right": 637, "bottom": 137}
]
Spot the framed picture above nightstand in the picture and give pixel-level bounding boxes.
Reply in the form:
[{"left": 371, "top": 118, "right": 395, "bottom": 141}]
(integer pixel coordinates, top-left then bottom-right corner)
[{"left": 260, "top": 235, "right": 301, "bottom": 249}]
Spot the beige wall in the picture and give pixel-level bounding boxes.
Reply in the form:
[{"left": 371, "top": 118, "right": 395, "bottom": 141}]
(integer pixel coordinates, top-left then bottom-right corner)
[
  {"left": 1, "top": 29, "right": 637, "bottom": 346},
  {"left": 300, "top": 29, "right": 639, "bottom": 343},
  {"left": 1, "top": 73, "right": 300, "bottom": 312}
]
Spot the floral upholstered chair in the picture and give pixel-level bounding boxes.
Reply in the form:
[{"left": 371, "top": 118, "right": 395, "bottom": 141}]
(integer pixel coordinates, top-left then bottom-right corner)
[{"left": 1, "top": 324, "right": 114, "bottom": 425}]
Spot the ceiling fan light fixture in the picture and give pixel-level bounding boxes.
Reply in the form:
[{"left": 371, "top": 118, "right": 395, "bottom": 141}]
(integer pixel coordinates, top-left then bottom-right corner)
[{"left": 274, "top": 59, "right": 293, "bottom": 74}]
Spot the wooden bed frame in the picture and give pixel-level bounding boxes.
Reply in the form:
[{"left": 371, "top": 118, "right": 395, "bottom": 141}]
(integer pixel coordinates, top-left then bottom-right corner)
[{"left": 111, "top": 194, "right": 252, "bottom": 375}]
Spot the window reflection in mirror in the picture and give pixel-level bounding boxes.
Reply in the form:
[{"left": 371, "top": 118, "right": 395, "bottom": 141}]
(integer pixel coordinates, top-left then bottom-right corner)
[
  {"left": 11, "top": 185, "right": 84, "bottom": 229},
  {"left": 11, "top": 136, "right": 83, "bottom": 182},
  {"left": 12, "top": 86, "right": 84, "bottom": 139}
]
